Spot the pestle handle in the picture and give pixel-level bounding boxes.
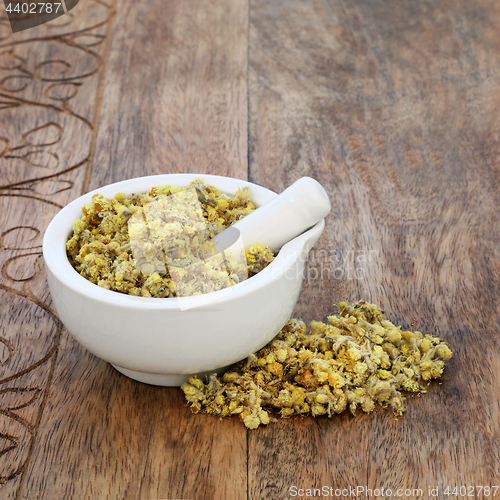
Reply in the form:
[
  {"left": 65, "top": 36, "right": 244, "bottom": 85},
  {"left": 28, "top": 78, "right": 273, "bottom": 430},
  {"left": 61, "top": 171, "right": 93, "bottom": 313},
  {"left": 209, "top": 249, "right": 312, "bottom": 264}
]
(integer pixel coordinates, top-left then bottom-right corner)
[{"left": 212, "top": 177, "right": 331, "bottom": 254}]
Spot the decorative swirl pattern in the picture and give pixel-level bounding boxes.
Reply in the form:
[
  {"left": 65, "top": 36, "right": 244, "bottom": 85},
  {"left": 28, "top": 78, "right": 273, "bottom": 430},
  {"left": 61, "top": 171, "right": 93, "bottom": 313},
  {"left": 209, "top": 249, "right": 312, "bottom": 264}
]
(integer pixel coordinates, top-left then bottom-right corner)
[{"left": 0, "top": 0, "right": 116, "bottom": 494}]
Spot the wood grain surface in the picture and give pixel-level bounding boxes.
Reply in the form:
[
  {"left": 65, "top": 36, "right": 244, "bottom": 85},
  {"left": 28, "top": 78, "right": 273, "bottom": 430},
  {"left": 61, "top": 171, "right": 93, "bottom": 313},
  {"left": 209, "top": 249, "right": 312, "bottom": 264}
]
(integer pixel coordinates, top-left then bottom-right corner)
[{"left": 1, "top": 0, "right": 500, "bottom": 499}]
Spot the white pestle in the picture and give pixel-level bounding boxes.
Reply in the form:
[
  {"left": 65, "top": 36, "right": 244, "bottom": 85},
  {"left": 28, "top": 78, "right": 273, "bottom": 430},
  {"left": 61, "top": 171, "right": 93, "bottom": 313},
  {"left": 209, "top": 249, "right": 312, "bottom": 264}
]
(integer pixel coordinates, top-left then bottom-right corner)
[{"left": 210, "top": 176, "right": 331, "bottom": 256}]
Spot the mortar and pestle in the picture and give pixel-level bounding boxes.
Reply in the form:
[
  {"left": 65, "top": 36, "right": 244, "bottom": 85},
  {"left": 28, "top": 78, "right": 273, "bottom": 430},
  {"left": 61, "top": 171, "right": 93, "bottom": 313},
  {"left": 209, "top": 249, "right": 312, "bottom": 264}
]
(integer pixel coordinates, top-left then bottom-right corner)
[{"left": 43, "top": 174, "right": 331, "bottom": 386}]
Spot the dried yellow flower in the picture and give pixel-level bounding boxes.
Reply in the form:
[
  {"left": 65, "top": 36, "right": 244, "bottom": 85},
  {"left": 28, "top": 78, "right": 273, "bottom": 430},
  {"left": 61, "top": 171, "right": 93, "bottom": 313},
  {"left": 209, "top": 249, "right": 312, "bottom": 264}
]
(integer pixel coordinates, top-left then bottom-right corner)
[
  {"left": 66, "top": 179, "right": 274, "bottom": 297},
  {"left": 181, "top": 301, "right": 453, "bottom": 429}
]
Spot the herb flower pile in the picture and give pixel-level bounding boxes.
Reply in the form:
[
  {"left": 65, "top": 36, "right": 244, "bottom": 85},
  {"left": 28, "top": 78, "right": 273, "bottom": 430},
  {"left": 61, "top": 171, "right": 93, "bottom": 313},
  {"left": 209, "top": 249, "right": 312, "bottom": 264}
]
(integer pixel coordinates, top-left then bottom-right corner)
[
  {"left": 66, "top": 179, "right": 274, "bottom": 297},
  {"left": 181, "top": 301, "right": 453, "bottom": 429}
]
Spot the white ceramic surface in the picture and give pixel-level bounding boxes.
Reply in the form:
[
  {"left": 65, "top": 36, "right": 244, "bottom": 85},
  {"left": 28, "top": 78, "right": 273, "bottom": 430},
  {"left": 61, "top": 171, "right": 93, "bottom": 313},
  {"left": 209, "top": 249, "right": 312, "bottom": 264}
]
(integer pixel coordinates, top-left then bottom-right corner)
[
  {"left": 212, "top": 176, "right": 331, "bottom": 254},
  {"left": 42, "top": 174, "right": 327, "bottom": 386}
]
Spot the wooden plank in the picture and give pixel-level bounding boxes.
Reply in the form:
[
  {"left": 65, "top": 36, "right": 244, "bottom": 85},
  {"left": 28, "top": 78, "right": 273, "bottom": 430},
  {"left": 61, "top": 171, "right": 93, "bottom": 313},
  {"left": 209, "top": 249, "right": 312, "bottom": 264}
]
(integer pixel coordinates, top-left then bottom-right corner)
[
  {"left": 0, "top": 1, "right": 116, "bottom": 498},
  {"left": 248, "top": 0, "right": 500, "bottom": 497},
  {"left": 90, "top": 0, "right": 249, "bottom": 187},
  {"left": 19, "top": 1, "right": 249, "bottom": 499}
]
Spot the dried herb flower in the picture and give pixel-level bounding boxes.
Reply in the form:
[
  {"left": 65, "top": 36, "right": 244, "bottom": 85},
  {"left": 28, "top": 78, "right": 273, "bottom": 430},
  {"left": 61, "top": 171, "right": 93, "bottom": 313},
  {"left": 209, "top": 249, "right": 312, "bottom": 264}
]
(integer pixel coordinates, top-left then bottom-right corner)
[
  {"left": 66, "top": 179, "right": 274, "bottom": 297},
  {"left": 181, "top": 301, "right": 453, "bottom": 429}
]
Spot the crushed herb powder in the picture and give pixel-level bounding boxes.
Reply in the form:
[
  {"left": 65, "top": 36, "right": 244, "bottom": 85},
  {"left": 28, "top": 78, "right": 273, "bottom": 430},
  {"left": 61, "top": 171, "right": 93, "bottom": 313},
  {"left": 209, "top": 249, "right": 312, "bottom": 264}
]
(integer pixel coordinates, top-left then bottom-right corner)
[{"left": 181, "top": 301, "right": 453, "bottom": 429}]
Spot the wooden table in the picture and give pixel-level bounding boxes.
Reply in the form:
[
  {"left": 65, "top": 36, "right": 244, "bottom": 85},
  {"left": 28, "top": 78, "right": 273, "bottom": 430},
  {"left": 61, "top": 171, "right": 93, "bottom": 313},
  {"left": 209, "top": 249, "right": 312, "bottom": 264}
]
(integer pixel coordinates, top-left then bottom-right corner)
[{"left": 1, "top": 0, "right": 499, "bottom": 498}]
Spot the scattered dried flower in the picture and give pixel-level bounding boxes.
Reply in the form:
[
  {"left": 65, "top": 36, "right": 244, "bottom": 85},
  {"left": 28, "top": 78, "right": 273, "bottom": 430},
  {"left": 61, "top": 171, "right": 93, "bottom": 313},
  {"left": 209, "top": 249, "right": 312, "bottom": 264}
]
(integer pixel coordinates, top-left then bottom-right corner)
[{"left": 181, "top": 301, "right": 453, "bottom": 429}]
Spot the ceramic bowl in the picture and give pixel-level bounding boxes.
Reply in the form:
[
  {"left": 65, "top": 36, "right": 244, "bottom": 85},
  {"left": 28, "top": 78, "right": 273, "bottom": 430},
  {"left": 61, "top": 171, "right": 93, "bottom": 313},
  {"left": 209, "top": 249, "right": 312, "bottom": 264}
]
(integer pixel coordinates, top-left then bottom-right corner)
[{"left": 43, "top": 174, "right": 325, "bottom": 386}]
